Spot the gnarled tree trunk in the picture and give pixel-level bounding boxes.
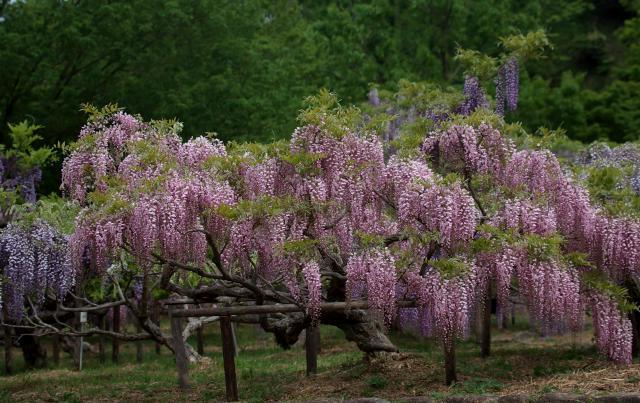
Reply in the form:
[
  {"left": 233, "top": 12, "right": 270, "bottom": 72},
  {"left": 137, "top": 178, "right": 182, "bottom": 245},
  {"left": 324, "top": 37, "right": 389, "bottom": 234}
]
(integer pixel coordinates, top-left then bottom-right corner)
[
  {"left": 322, "top": 309, "right": 397, "bottom": 354},
  {"left": 14, "top": 329, "right": 47, "bottom": 369}
]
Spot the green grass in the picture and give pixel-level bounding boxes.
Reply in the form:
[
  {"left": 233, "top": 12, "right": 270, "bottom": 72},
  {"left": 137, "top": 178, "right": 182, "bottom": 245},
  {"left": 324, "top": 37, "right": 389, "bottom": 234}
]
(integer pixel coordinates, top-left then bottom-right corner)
[{"left": 0, "top": 319, "right": 636, "bottom": 402}]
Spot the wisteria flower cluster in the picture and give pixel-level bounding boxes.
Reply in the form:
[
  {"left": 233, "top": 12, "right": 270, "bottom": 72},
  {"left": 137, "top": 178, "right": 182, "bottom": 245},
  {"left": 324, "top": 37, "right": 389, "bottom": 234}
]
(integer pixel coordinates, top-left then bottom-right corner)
[
  {"left": 61, "top": 107, "right": 640, "bottom": 366},
  {"left": 0, "top": 220, "right": 74, "bottom": 320},
  {"left": 494, "top": 57, "right": 519, "bottom": 116},
  {"left": 419, "top": 121, "right": 638, "bottom": 363}
]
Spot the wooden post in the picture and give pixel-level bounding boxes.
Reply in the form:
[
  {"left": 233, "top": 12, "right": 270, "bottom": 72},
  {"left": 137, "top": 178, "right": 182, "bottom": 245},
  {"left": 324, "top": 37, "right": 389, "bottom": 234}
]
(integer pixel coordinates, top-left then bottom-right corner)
[
  {"left": 71, "top": 312, "right": 80, "bottom": 370},
  {"left": 444, "top": 341, "right": 457, "bottom": 386},
  {"left": 315, "top": 325, "right": 321, "bottom": 353},
  {"left": 480, "top": 288, "right": 491, "bottom": 358},
  {"left": 196, "top": 326, "right": 204, "bottom": 356},
  {"left": 78, "top": 311, "right": 87, "bottom": 371},
  {"left": 153, "top": 301, "right": 161, "bottom": 355},
  {"left": 305, "top": 325, "right": 318, "bottom": 376},
  {"left": 230, "top": 323, "right": 238, "bottom": 357},
  {"left": 170, "top": 307, "right": 190, "bottom": 390},
  {"left": 626, "top": 281, "right": 640, "bottom": 358},
  {"left": 3, "top": 307, "right": 12, "bottom": 375},
  {"left": 136, "top": 321, "right": 144, "bottom": 363},
  {"left": 111, "top": 305, "right": 120, "bottom": 364},
  {"left": 52, "top": 333, "right": 60, "bottom": 366},
  {"left": 98, "top": 315, "right": 105, "bottom": 364},
  {"left": 220, "top": 315, "right": 238, "bottom": 401}
]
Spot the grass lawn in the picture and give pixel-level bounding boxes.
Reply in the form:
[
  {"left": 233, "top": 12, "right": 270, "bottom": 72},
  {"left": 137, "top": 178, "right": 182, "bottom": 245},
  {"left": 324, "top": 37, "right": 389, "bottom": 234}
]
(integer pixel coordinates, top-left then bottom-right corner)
[{"left": 1, "top": 316, "right": 639, "bottom": 402}]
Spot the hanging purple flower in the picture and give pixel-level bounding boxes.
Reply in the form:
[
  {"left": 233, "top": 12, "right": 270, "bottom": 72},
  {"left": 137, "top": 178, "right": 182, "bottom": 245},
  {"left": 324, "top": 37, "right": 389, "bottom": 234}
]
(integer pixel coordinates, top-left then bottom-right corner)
[
  {"left": 505, "top": 57, "right": 519, "bottom": 111},
  {"left": 494, "top": 66, "right": 506, "bottom": 116},
  {"left": 0, "top": 220, "right": 75, "bottom": 320},
  {"left": 457, "top": 75, "right": 489, "bottom": 115},
  {"left": 368, "top": 88, "right": 380, "bottom": 107},
  {"left": 494, "top": 57, "right": 519, "bottom": 116},
  {"left": 425, "top": 110, "right": 450, "bottom": 124}
]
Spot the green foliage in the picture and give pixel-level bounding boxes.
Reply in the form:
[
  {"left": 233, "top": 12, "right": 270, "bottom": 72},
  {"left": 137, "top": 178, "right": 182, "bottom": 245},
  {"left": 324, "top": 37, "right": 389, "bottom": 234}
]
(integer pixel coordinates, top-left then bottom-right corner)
[
  {"left": 2, "top": 121, "right": 55, "bottom": 168},
  {"left": 455, "top": 30, "right": 550, "bottom": 79},
  {"left": 391, "top": 126, "right": 430, "bottom": 159},
  {"left": 354, "top": 230, "right": 387, "bottom": 249},
  {"left": 13, "top": 195, "right": 79, "bottom": 235},
  {"left": 282, "top": 239, "right": 319, "bottom": 258},
  {"left": 298, "top": 89, "right": 363, "bottom": 138},
  {"left": 80, "top": 103, "right": 123, "bottom": 123},
  {"left": 581, "top": 270, "right": 639, "bottom": 313},
  {"left": 454, "top": 48, "right": 497, "bottom": 80},
  {"left": 428, "top": 257, "right": 470, "bottom": 279},
  {"left": 577, "top": 162, "right": 640, "bottom": 218},
  {"left": 445, "top": 109, "right": 512, "bottom": 132},
  {"left": 519, "top": 234, "right": 564, "bottom": 263},
  {"left": 215, "top": 195, "right": 308, "bottom": 222},
  {"left": 397, "top": 80, "right": 462, "bottom": 110},
  {"left": 1, "top": 0, "right": 640, "bottom": 201},
  {"left": 500, "top": 29, "right": 552, "bottom": 61},
  {"left": 563, "top": 252, "right": 594, "bottom": 269}
]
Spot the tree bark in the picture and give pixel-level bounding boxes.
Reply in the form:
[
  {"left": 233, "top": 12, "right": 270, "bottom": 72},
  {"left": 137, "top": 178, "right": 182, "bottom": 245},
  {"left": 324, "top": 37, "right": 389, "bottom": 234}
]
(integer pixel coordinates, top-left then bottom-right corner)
[
  {"left": 152, "top": 301, "right": 162, "bottom": 355},
  {"left": 196, "top": 327, "right": 204, "bottom": 355},
  {"left": 136, "top": 321, "right": 144, "bottom": 363},
  {"left": 15, "top": 329, "right": 47, "bottom": 369},
  {"left": 322, "top": 309, "right": 397, "bottom": 354},
  {"left": 627, "top": 281, "right": 640, "bottom": 358},
  {"left": 3, "top": 308, "right": 12, "bottom": 375},
  {"left": 98, "top": 315, "right": 106, "bottom": 364},
  {"left": 444, "top": 341, "right": 457, "bottom": 386},
  {"left": 111, "top": 305, "right": 120, "bottom": 364},
  {"left": 479, "top": 288, "right": 491, "bottom": 358},
  {"left": 52, "top": 333, "right": 60, "bottom": 365},
  {"left": 305, "top": 325, "right": 318, "bottom": 376},
  {"left": 170, "top": 311, "right": 190, "bottom": 390}
]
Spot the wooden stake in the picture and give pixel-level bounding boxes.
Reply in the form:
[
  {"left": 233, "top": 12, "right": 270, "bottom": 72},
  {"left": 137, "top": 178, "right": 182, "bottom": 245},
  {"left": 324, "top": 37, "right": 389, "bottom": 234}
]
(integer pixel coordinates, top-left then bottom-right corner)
[
  {"left": 170, "top": 308, "right": 190, "bottom": 390},
  {"left": 315, "top": 325, "right": 321, "bottom": 353},
  {"left": 480, "top": 291, "right": 491, "bottom": 358},
  {"left": 230, "top": 323, "right": 238, "bottom": 357},
  {"left": 111, "top": 305, "right": 120, "bottom": 364},
  {"left": 52, "top": 333, "right": 60, "bottom": 366},
  {"left": 220, "top": 315, "right": 238, "bottom": 401},
  {"left": 153, "top": 301, "right": 162, "bottom": 355},
  {"left": 305, "top": 325, "right": 318, "bottom": 376},
  {"left": 136, "top": 321, "right": 144, "bottom": 363},
  {"left": 3, "top": 307, "right": 12, "bottom": 375},
  {"left": 444, "top": 341, "right": 457, "bottom": 386},
  {"left": 98, "top": 315, "right": 105, "bottom": 364},
  {"left": 196, "top": 326, "right": 204, "bottom": 356}
]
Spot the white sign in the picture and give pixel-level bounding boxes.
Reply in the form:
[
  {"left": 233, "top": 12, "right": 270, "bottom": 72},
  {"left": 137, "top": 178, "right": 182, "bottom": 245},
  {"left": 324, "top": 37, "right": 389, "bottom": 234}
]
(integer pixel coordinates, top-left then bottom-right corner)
[{"left": 80, "top": 311, "right": 87, "bottom": 323}]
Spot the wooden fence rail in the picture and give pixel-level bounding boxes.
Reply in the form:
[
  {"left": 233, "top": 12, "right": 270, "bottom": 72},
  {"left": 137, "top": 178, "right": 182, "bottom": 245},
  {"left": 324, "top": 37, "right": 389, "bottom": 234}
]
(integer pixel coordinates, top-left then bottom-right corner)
[{"left": 170, "top": 300, "right": 417, "bottom": 317}]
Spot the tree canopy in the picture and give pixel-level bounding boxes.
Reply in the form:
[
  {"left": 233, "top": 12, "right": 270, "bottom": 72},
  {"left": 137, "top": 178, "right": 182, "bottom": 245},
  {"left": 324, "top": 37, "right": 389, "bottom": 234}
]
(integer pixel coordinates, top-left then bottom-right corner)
[{"left": 1, "top": 0, "right": 639, "bottom": 160}]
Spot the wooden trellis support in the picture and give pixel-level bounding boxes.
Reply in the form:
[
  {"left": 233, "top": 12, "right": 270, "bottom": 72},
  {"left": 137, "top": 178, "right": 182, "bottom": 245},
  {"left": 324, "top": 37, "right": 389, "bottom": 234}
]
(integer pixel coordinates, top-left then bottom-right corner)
[
  {"left": 168, "top": 300, "right": 416, "bottom": 401},
  {"left": 169, "top": 305, "right": 190, "bottom": 391},
  {"left": 111, "top": 304, "right": 120, "bottom": 364},
  {"left": 305, "top": 325, "right": 319, "bottom": 376},
  {"left": 219, "top": 315, "right": 238, "bottom": 401}
]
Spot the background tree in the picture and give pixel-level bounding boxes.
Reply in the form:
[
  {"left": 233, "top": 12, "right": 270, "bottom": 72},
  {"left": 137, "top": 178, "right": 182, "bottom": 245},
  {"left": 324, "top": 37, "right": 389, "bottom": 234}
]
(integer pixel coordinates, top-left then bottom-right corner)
[{"left": 2, "top": 0, "right": 640, "bottom": 195}]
